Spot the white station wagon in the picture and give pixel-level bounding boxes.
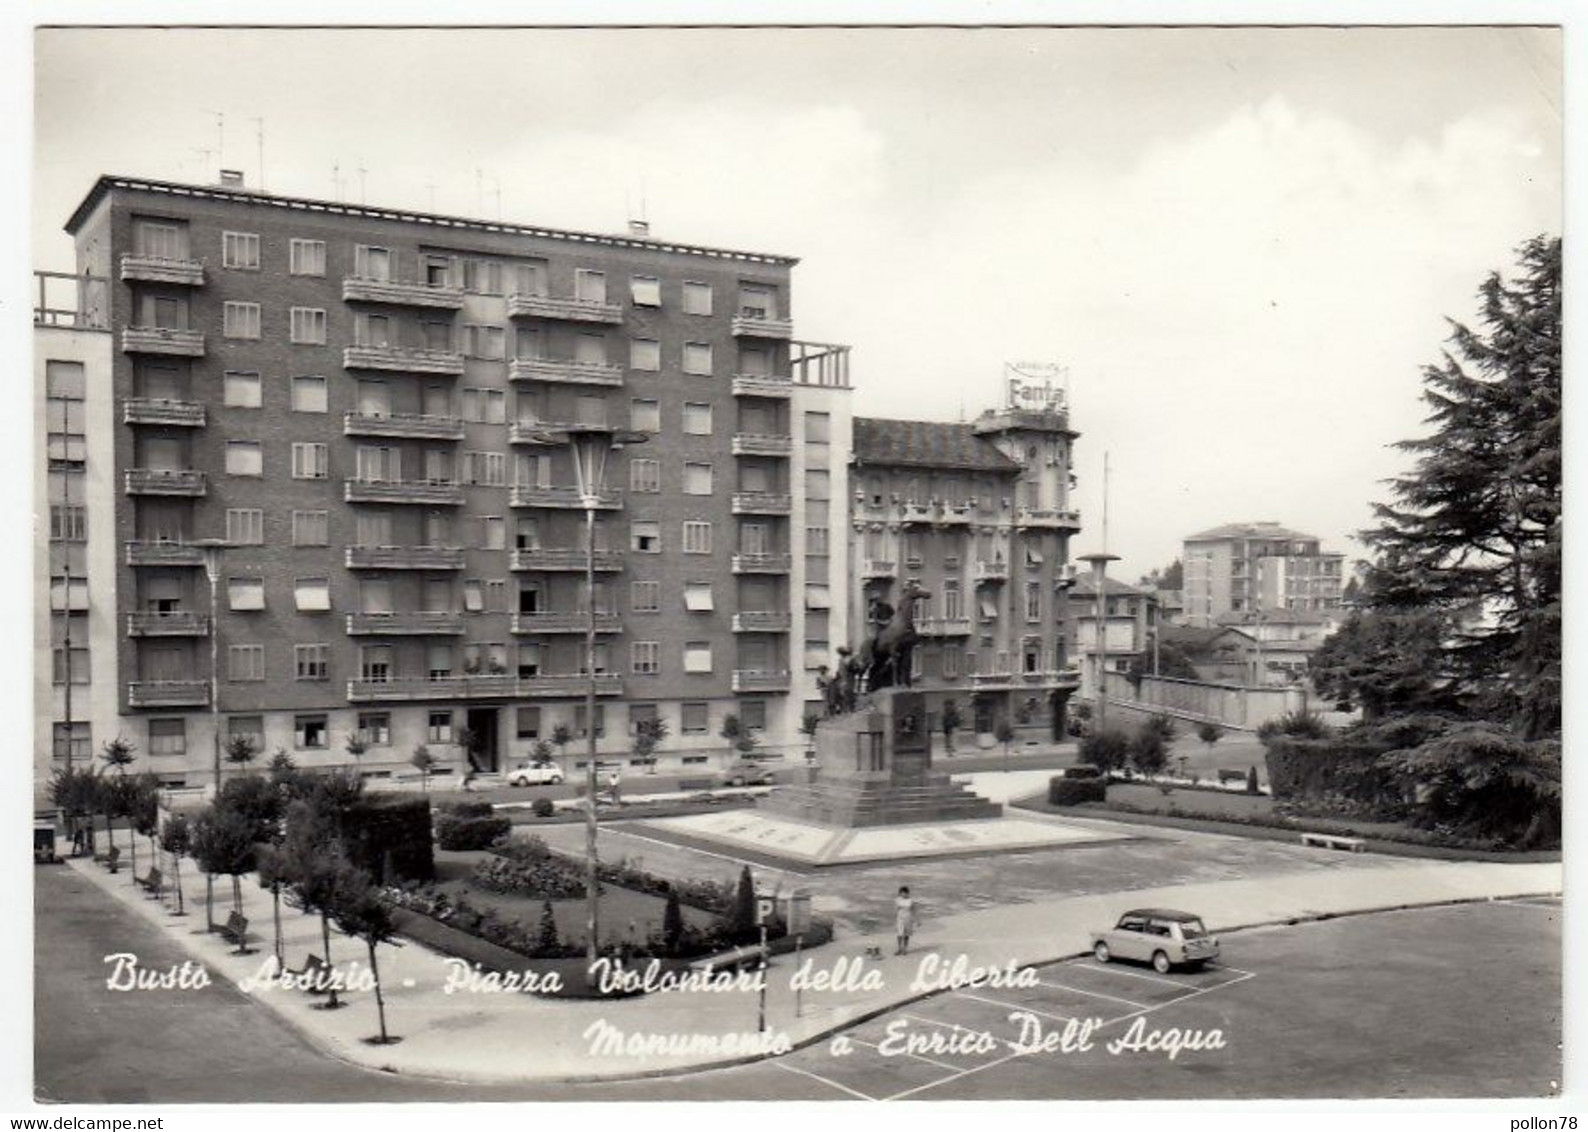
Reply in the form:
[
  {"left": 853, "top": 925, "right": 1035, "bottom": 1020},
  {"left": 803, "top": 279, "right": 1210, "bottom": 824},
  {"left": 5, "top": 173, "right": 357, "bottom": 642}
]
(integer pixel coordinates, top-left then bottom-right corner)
[{"left": 1091, "top": 908, "right": 1220, "bottom": 974}]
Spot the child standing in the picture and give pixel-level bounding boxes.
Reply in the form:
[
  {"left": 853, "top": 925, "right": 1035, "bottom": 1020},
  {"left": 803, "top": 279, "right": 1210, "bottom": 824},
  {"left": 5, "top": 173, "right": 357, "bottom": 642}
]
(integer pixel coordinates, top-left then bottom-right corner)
[{"left": 895, "top": 885, "right": 918, "bottom": 955}]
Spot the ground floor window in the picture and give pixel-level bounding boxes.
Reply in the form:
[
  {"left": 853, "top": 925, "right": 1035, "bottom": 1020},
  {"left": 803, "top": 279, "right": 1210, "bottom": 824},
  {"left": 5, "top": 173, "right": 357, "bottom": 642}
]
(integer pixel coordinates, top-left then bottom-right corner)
[
  {"left": 428, "top": 711, "right": 454, "bottom": 744},
  {"left": 148, "top": 717, "right": 186, "bottom": 757},
  {"left": 357, "top": 712, "right": 391, "bottom": 746},
  {"left": 295, "top": 714, "right": 328, "bottom": 749}
]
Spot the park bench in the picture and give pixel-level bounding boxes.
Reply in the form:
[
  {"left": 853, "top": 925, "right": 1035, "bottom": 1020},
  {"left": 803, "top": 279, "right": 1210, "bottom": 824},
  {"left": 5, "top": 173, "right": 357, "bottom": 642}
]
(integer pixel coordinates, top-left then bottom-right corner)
[
  {"left": 1300, "top": 831, "right": 1366, "bottom": 853},
  {"left": 1217, "top": 769, "right": 1247, "bottom": 786},
  {"left": 286, "top": 952, "right": 331, "bottom": 993},
  {"left": 687, "top": 943, "right": 768, "bottom": 974},
  {"left": 212, "top": 910, "right": 254, "bottom": 952},
  {"left": 134, "top": 866, "right": 162, "bottom": 898}
]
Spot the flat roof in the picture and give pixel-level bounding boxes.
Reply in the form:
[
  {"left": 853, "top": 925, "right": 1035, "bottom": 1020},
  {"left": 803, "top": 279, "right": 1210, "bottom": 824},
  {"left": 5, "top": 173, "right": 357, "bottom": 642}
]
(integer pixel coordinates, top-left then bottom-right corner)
[{"left": 65, "top": 174, "right": 800, "bottom": 267}]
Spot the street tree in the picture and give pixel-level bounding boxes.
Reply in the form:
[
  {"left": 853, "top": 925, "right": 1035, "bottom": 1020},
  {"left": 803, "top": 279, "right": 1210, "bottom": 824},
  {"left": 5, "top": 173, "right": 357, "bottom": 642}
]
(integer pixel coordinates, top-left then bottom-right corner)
[
  {"left": 410, "top": 744, "right": 436, "bottom": 792},
  {"left": 159, "top": 813, "right": 192, "bottom": 916},
  {"left": 222, "top": 734, "right": 259, "bottom": 783},
  {"left": 330, "top": 869, "right": 403, "bottom": 1044}
]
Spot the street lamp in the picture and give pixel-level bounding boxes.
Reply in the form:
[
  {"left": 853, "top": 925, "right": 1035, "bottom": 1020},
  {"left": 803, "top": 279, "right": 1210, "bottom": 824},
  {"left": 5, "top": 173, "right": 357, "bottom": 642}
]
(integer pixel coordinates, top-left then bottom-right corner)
[
  {"left": 1077, "top": 554, "right": 1119, "bottom": 737},
  {"left": 191, "top": 538, "right": 231, "bottom": 794},
  {"left": 527, "top": 425, "right": 647, "bottom": 962}
]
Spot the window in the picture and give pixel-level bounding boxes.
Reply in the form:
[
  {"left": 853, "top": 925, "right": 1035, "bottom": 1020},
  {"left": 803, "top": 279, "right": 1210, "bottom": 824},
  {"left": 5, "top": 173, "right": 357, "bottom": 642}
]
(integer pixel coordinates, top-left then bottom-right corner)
[
  {"left": 632, "top": 580, "right": 660, "bottom": 612},
  {"left": 295, "top": 643, "right": 329, "bottom": 680},
  {"left": 806, "top": 584, "right": 832, "bottom": 610},
  {"left": 574, "top": 334, "right": 609, "bottom": 366},
  {"left": 682, "top": 702, "right": 709, "bottom": 734},
  {"left": 682, "top": 281, "right": 712, "bottom": 316},
  {"left": 228, "top": 716, "right": 265, "bottom": 751},
  {"left": 225, "top": 441, "right": 263, "bottom": 477},
  {"left": 360, "top": 644, "right": 393, "bottom": 680},
  {"left": 222, "top": 231, "right": 260, "bottom": 270},
  {"left": 463, "top": 579, "right": 484, "bottom": 612},
  {"left": 49, "top": 505, "right": 86, "bottom": 542},
  {"left": 1026, "top": 581, "right": 1042, "bottom": 622},
  {"left": 486, "top": 579, "right": 507, "bottom": 612},
  {"left": 292, "top": 443, "right": 329, "bottom": 480},
  {"left": 292, "top": 510, "right": 329, "bottom": 546},
  {"left": 355, "top": 245, "right": 393, "bottom": 281},
  {"left": 630, "top": 276, "right": 661, "bottom": 306},
  {"left": 684, "top": 581, "right": 714, "bottom": 612},
  {"left": 629, "top": 459, "right": 660, "bottom": 493},
  {"left": 134, "top": 219, "right": 186, "bottom": 259},
  {"left": 463, "top": 451, "right": 507, "bottom": 486},
  {"left": 515, "top": 327, "right": 545, "bottom": 360},
  {"left": 575, "top": 270, "right": 607, "bottom": 304},
  {"left": 684, "top": 641, "right": 713, "bottom": 674},
  {"left": 630, "top": 399, "right": 660, "bottom": 432},
  {"left": 943, "top": 648, "right": 961, "bottom": 679},
  {"left": 290, "top": 308, "right": 328, "bottom": 345},
  {"left": 479, "top": 516, "right": 506, "bottom": 550},
  {"left": 149, "top": 718, "right": 187, "bottom": 756},
  {"left": 295, "top": 715, "right": 329, "bottom": 749},
  {"left": 289, "top": 238, "right": 326, "bottom": 276},
  {"left": 805, "top": 469, "right": 831, "bottom": 501},
  {"left": 683, "top": 342, "right": 713, "bottom": 375},
  {"left": 683, "top": 463, "right": 713, "bottom": 496},
  {"left": 944, "top": 580, "right": 964, "bottom": 619},
  {"left": 463, "top": 260, "right": 504, "bottom": 295},
  {"left": 225, "top": 508, "right": 264, "bottom": 545},
  {"left": 295, "top": 578, "right": 331, "bottom": 612},
  {"left": 517, "top": 642, "right": 542, "bottom": 678},
  {"left": 806, "top": 526, "right": 829, "bottom": 556},
  {"left": 573, "top": 704, "right": 606, "bottom": 739},
  {"left": 805, "top": 412, "right": 831, "bottom": 443},
  {"left": 356, "top": 313, "right": 392, "bottom": 347},
  {"left": 428, "top": 711, "right": 455, "bottom": 744},
  {"left": 512, "top": 260, "right": 546, "bottom": 296},
  {"left": 421, "top": 321, "right": 453, "bottom": 352},
  {"left": 224, "top": 370, "right": 262, "bottom": 408},
  {"left": 515, "top": 707, "right": 542, "bottom": 741},
  {"left": 462, "top": 388, "right": 507, "bottom": 424},
  {"left": 739, "top": 346, "right": 771, "bottom": 376},
  {"left": 464, "top": 325, "right": 506, "bottom": 360},
  {"left": 739, "top": 284, "right": 775, "bottom": 319},
  {"left": 629, "top": 338, "right": 661, "bottom": 371},
  {"left": 740, "top": 700, "right": 767, "bottom": 731},
  {"left": 228, "top": 577, "right": 265, "bottom": 611},
  {"left": 683, "top": 521, "right": 712, "bottom": 555},
  {"left": 632, "top": 641, "right": 659, "bottom": 674},
  {"left": 632, "top": 521, "right": 660, "bottom": 553},
  {"left": 52, "top": 646, "right": 89, "bottom": 685},
  {"left": 227, "top": 645, "right": 265, "bottom": 682},
  {"left": 358, "top": 712, "right": 391, "bottom": 746},
  {"left": 223, "top": 302, "right": 261, "bottom": 339},
  {"left": 292, "top": 375, "right": 328, "bottom": 413},
  {"left": 682, "top": 402, "right": 713, "bottom": 435}
]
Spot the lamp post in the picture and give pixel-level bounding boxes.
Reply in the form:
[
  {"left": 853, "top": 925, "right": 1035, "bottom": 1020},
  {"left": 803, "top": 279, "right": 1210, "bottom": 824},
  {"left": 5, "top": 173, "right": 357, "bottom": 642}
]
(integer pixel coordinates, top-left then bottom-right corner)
[
  {"left": 1078, "top": 554, "right": 1119, "bottom": 736},
  {"left": 532, "top": 425, "right": 647, "bottom": 963},
  {"left": 191, "top": 538, "right": 230, "bottom": 794}
]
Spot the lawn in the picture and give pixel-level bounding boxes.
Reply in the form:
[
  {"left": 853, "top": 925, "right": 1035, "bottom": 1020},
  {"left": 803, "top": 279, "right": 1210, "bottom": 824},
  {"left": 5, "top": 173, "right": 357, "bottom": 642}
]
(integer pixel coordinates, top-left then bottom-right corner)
[{"left": 1105, "top": 781, "right": 1277, "bottom": 820}]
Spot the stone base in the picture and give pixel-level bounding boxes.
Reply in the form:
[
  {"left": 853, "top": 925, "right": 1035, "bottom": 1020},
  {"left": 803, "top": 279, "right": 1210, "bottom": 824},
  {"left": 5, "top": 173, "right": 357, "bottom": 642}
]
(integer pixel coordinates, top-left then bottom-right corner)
[{"left": 756, "top": 773, "right": 1002, "bottom": 828}]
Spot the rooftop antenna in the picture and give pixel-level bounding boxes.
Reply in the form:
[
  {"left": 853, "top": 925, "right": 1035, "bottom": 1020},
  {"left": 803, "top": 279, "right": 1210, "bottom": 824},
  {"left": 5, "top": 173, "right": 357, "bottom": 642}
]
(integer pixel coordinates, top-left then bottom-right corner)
[
  {"left": 1103, "top": 450, "right": 1111, "bottom": 554},
  {"left": 202, "top": 110, "right": 225, "bottom": 169},
  {"left": 250, "top": 116, "right": 265, "bottom": 190},
  {"left": 358, "top": 164, "right": 368, "bottom": 205},
  {"left": 332, "top": 163, "right": 341, "bottom": 202},
  {"left": 487, "top": 174, "right": 502, "bottom": 220}
]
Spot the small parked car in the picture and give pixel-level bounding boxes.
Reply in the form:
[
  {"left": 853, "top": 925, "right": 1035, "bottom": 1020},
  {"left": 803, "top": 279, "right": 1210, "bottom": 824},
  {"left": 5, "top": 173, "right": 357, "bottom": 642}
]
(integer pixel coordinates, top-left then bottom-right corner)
[
  {"left": 720, "top": 761, "right": 777, "bottom": 787},
  {"left": 506, "top": 762, "right": 565, "bottom": 787},
  {"left": 1091, "top": 908, "right": 1219, "bottom": 974}
]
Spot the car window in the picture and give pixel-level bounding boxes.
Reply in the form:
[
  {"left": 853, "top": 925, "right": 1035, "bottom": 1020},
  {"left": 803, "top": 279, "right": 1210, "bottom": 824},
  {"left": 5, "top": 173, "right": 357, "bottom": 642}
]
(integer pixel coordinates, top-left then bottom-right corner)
[
  {"left": 1180, "top": 919, "right": 1208, "bottom": 938},
  {"left": 1145, "top": 921, "right": 1174, "bottom": 937},
  {"left": 1118, "top": 917, "right": 1146, "bottom": 933}
]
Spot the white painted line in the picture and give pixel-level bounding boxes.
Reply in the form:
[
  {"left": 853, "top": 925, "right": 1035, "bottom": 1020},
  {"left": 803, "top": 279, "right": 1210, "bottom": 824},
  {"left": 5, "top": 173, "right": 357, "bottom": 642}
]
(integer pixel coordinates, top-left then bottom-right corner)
[
  {"left": 1068, "top": 961, "right": 1189, "bottom": 988},
  {"left": 846, "top": 1033, "right": 961, "bottom": 1073},
  {"left": 1036, "top": 978, "right": 1149, "bottom": 1009},
  {"left": 953, "top": 989, "right": 1073, "bottom": 1025},
  {"left": 771, "top": 1058, "right": 878, "bottom": 1101},
  {"left": 1099, "top": 970, "right": 1257, "bottom": 1029},
  {"left": 883, "top": 1048, "right": 1028, "bottom": 1102}
]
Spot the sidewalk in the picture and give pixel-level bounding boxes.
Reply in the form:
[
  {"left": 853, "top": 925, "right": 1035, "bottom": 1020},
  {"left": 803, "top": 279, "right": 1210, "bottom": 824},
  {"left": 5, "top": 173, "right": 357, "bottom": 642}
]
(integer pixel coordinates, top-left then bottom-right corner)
[{"left": 63, "top": 842, "right": 1559, "bottom": 1084}]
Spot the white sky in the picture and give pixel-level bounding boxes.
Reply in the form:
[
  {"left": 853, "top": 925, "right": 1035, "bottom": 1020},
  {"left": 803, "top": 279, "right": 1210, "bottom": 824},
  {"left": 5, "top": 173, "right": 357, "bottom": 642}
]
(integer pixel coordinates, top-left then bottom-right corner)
[{"left": 31, "top": 25, "right": 1562, "bottom": 582}]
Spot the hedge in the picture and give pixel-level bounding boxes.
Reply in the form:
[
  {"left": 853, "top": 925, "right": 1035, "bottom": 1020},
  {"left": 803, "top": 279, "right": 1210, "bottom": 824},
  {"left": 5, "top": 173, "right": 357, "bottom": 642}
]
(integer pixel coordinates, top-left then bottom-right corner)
[
  {"left": 436, "top": 812, "right": 513, "bottom": 851},
  {"left": 1263, "top": 736, "right": 1399, "bottom": 815},
  {"left": 1049, "top": 775, "right": 1106, "bottom": 805},
  {"left": 343, "top": 795, "right": 434, "bottom": 883}
]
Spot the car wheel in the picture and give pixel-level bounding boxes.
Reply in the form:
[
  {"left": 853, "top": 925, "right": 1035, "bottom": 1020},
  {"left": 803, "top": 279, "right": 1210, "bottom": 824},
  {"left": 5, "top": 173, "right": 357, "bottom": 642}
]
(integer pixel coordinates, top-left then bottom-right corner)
[
  {"left": 1093, "top": 941, "right": 1110, "bottom": 964},
  {"left": 1152, "top": 950, "right": 1173, "bottom": 975}
]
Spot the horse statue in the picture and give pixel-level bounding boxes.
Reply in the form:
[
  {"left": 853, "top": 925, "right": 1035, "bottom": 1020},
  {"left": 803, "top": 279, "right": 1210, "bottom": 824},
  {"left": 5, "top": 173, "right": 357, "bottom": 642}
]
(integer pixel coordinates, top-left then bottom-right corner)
[{"left": 855, "top": 579, "right": 927, "bottom": 692}]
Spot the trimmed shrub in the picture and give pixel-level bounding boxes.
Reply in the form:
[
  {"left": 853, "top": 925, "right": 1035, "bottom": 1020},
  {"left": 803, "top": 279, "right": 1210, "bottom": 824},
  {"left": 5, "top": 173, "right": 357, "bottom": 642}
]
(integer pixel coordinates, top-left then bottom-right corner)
[
  {"left": 436, "top": 810, "right": 512, "bottom": 852},
  {"left": 1049, "top": 775, "right": 1106, "bottom": 806},
  {"left": 1079, "top": 729, "right": 1131, "bottom": 774},
  {"left": 1264, "top": 735, "right": 1396, "bottom": 815},
  {"left": 1257, "top": 709, "right": 1332, "bottom": 742},
  {"left": 531, "top": 797, "right": 555, "bottom": 819},
  {"left": 1062, "top": 765, "right": 1103, "bottom": 780},
  {"left": 344, "top": 795, "right": 436, "bottom": 882},
  {"left": 1129, "top": 727, "right": 1168, "bottom": 777}
]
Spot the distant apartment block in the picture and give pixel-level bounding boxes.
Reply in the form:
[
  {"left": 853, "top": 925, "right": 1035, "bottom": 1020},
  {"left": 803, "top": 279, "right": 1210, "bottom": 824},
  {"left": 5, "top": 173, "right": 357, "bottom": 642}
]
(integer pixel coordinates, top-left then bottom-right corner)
[{"left": 1181, "top": 521, "right": 1344, "bottom": 627}]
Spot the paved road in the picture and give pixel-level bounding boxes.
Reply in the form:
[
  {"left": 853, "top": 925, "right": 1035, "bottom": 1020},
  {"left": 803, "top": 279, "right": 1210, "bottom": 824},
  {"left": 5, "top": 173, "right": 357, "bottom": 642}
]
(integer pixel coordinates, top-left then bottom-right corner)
[{"left": 35, "top": 866, "right": 1557, "bottom": 1103}]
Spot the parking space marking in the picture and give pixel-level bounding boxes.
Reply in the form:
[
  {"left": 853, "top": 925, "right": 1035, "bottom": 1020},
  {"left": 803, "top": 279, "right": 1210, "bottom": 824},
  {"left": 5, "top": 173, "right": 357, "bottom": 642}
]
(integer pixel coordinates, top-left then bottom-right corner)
[
  {"left": 1036, "top": 978, "right": 1149, "bottom": 1010},
  {"left": 883, "top": 1048, "right": 1029, "bottom": 1102},
  {"left": 845, "top": 1033, "right": 962, "bottom": 1073},
  {"left": 952, "top": 989, "right": 1074, "bottom": 1024},
  {"left": 771, "top": 1058, "right": 879, "bottom": 1101},
  {"left": 1096, "top": 969, "right": 1257, "bottom": 1029},
  {"left": 1075, "top": 961, "right": 1191, "bottom": 988}
]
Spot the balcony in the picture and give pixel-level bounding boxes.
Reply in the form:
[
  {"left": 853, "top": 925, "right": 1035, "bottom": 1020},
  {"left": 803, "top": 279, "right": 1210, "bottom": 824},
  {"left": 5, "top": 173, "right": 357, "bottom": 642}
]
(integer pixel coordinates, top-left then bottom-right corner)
[
  {"left": 732, "top": 611, "right": 792, "bottom": 633},
  {"left": 731, "top": 552, "right": 792, "bottom": 575},
  {"left": 900, "top": 501, "right": 974, "bottom": 526},
  {"left": 345, "top": 546, "right": 467, "bottom": 570},
  {"left": 125, "top": 468, "right": 206, "bottom": 496},
  {"left": 731, "top": 433, "right": 792, "bottom": 458},
  {"left": 126, "top": 541, "right": 207, "bottom": 568},
  {"left": 733, "top": 670, "right": 792, "bottom": 693},
  {"left": 506, "top": 293, "right": 623, "bottom": 324},
  {"left": 1016, "top": 507, "right": 1083, "bottom": 532},
  {"left": 732, "top": 374, "right": 794, "bottom": 398},
  {"left": 120, "top": 254, "right": 205, "bottom": 287},
  {"left": 345, "top": 612, "right": 466, "bottom": 636},
  {"left": 511, "top": 547, "right": 624, "bottom": 572},
  {"left": 126, "top": 612, "right": 210, "bottom": 637},
  {"left": 343, "top": 345, "right": 465, "bottom": 375},
  {"left": 342, "top": 411, "right": 466, "bottom": 441},
  {"left": 510, "top": 611, "right": 622, "bottom": 635},
  {"left": 521, "top": 673, "right": 623, "bottom": 698},
  {"left": 122, "top": 327, "right": 205, "bottom": 357},
  {"left": 343, "top": 479, "right": 465, "bottom": 506},
  {"left": 731, "top": 314, "right": 794, "bottom": 340},
  {"left": 510, "top": 485, "right": 622, "bottom": 510},
  {"left": 975, "top": 560, "right": 1009, "bottom": 583},
  {"left": 508, "top": 420, "right": 580, "bottom": 446},
  {"left": 342, "top": 277, "right": 466, "bottom": 309},
  {"left": 916, "top": 617, "right": 974, "bottom": 637},
  {"left": 860, "top": 558, "right": 896, "bottom": 580},
  {"left": 123, "top": 398, "right": 206, "bottom": 427},
  {"left": 345, "top": 673, "right": 623, "bottom": 702},
  {"left": 508, "top": 357, "right": 624, "bottom": 387},
  {"left": 969, "top": 672, "right": 1016, "bottom": 689},
  {"left": 128, "top": 681, "right": 209, "bottom": 708},
  {"left": 731, "top": 491, "right": 792, "bottom": 516}
]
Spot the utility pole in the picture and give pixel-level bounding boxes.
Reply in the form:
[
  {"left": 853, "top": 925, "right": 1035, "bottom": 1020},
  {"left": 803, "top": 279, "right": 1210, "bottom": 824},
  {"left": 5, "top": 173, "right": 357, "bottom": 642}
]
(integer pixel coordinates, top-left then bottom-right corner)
[
  {"left": 250, "top": 117, "right": 265, "bottom": 189},
  {"left": 1079, "top": 554, "right": 1119, "bottom": 734}
]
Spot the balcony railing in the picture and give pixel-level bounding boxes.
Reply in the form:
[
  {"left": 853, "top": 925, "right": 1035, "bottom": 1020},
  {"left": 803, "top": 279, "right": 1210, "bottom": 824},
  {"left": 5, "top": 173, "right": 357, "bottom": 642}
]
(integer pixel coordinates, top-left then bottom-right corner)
[
  {"left": 521, "top": 673, "right": 623, "bottom": 698},
  {"left": 732, "top": 669, "right": 792, "bottom": 693},
  {"left": 120, "top": 254, "right": 205, "bottom": 287},
  {"left": 731, "top": 552, "right": 792, "bottom": 574},
  {"left": 511, "top": 547, "right": 624, "bottom": 572},
  {"left": 1015, "top": 507, "right": 1083, "bottom": 531},
  {"left": 125, "top": 469, "right": 206, "bottom": 496},
  {"left": 345, "top": 612, "right": 466, "bottom": 636},
  {"left": 128, "top": 681, "right": 209, "bottom": 708},
  {"left": 343, "top": 479, "right": 465, "bottom": 506},
  {"left": 732, "top": 374, "right": 794, "bottom": 398},
  {"left": 731, "top": 433, "right": 793, "bottom": 457},
  {"left": 732, "top": 611, "right": 792, "bottom": 633},
  {"left": 506, "top": 293, "right": 624, "bottom": 324},
  {"left": 508, "top": 358, "right": 624, "bottom": 387},
  {"left": 345, "top": 546, "right": 466, "bottom": 570},
  {"left": 899, "top": 501, "right": 974, "bottom": 526},
  {"left": 969, "top": 672, "right": 1016, "bottom": 689},
  {"left": 343, "top": 412, "right": 466, "bottom": 440},
  {"left": 731, "top": 491, "right": 791, "bottom": 515},
  {"left": 508, "top": 420, "right": 581, "bottom": 445},
  {"left": 126, "top": 541, "right": 207, "bottom": 567},
  {"left": 860, "top": 558, "right": 896, "bottom": 580},
  {"left": 122, "top": 327, "right": 205, "bottom": 357},
  {"left": 123, "top": 398, "right": 206, "bottom": 427},
  {"left": 346, "top": 673, "right": 623, "bottom": 702},
  {"left": 731, "top": 314, "right": 794, "bottom": 340},
  {"left": 127, "top": 612, "right": 210, "bottom": 637},
  {"left": 510, "top": 485, "right": 622, "bottom": 510},
  {"left": 510, "top": 611, "right": 622, "bottom": 635},
  {"left": 343, "top": 344, "right": 465, "bottom": 375},
  {"left": 341, "top": 277, "right": 466, "bottom": 309},
  {"left": 975, "top": 560, "right": 1009, "bottom": 583},
  {"left": 916, "top": 617, "right": 974, "bottom": 637}
]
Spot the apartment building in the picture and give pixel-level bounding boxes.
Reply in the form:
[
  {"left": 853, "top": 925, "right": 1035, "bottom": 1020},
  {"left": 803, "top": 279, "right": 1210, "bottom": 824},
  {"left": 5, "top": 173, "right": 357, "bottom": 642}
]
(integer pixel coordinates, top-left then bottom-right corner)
[
  {"left": 1182, "top": 521, "right": 1344, "bottom": 627},
  {"left": 1065, "top": 576, "right": 1158, "bottom": 699},
  {"left": 52, "top": 172, "right": 850, "bottom": 786},
  {"left": 847, "top": 395, "right": 1082, "bottom": 742}
]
